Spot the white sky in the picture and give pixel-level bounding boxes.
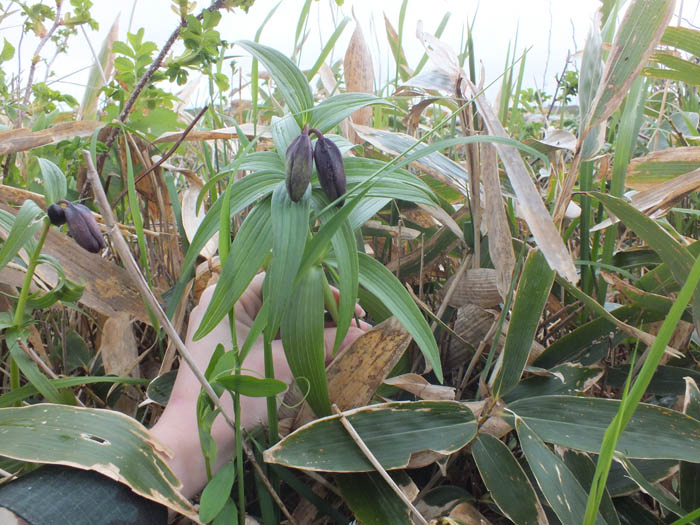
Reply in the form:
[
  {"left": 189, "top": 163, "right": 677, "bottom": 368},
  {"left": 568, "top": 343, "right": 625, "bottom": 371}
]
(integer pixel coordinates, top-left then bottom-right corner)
[{"left": 2, "top": 0, "right": 700, "bottom": 107}]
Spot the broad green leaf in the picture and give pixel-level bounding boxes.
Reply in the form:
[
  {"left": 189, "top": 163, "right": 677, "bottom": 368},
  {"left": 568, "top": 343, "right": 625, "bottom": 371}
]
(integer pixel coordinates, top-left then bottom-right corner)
[
  {"left": 506, "top": 395, "right": 700, "bottom": 462},
  {"left": 491, "top": 249, "right": 554, "bottom": 398},
  {"left": 0, "top": 403, "right": 197, "bottom": 520},
  {"left": 644, "top": 51, "right": 700, "bottom": 85},
  {"left": 280, "top": 265, "right": 330, "bottom": 416},
  {"left": 355, "top": 252, "right": 443, "bottom": 382},
  {"left": 336, "top": 472, "right": 411, "bottom": 525},
  {"left": 214, "top": 374, "right": 287, "bottom": 398},
  {"left": 0, "top": 200, "right": 43, "bottom": 271},
  {"left": 661, "top": 25, "right": 700, "bottom": 55},
  {"left": 471, "top": 433, "right": 547, "bottom": 524},
  {"left": 503, "top": 364, "right": 604, "bottom": 403},
  {"left": 616, "top": 455, "right": 687, "bottom": 518},
  {"left": 586, "top": 0, "right": 674, "bottom": 131},
  {"left": 36, "top": 158, "right": 67, "bottom": 205},
  {"left": 681, "top": 378, "right": 700, "bottom": 514},
  {"left": 193, "top": 200, "right": 272, "bottom": 340},
  {"left": 309, "top": 93, "right": 392, "bottom": 134},
  {"left": 264, "top": 181, "right": 311, "bottom": 336},
  {"left": 263, "top": 401, "right": 476, "bottom": 472},
  {"left": 607, "top": 458, "right": 677, "bottom": 496},
  {"left": 212, "top": 498, "right": 238, "bottom": 525},
  {"left": 614, "top": 497, "right": 663, "bottom": 525},
  {"left": 6, "top": 328, "right": 69, "bottom": 405},
  {"left": 516, "top": 417, "right": 607, "bottom": 525},
  {"left": 606, "top": 365, "right": 700, "bottom": 396},
  {"left": 270, "top": 114, "right": 301, "bottom": 164},
  {"left": 236, "top": 40, "right": 313, "bottom": 126},
  {"left": 199, "top": 460, "right": 235, "bottom": 523}
]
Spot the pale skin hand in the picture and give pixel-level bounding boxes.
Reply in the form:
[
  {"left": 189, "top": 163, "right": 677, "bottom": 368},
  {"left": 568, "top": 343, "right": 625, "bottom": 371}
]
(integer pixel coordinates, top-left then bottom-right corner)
[{"left": 150, "top": 273, "right": 370, "bottom": 498}]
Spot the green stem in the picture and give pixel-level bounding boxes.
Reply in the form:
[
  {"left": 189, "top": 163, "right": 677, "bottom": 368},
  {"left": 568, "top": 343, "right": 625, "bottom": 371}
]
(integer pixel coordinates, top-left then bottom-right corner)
[
  {"left": 321, "top": 271, "right": 339, "bottom": 325},
  {"left": 10, "top": 218, "right": 50, "bottom": 405},
  {"left": 263, "top": 334, "right": 278, "bottom": 444}
]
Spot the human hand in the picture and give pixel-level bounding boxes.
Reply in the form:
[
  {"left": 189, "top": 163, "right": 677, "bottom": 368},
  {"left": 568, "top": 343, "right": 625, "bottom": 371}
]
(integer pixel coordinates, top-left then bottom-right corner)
[{"left": 151, "top": 272, "right": 370, "bottom": 497}]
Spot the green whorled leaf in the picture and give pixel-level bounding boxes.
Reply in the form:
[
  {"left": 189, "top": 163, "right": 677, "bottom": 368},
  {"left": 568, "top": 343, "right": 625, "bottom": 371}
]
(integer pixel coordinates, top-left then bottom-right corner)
[
  {"left": 344, "top": 157, "right": 438, "bottom": 205},
  {"left": 471, "top": 433, "right": 547, "bottom": 525},
  {"left": 214, "top": 374, "right": 287, "bottom": 398},
  {"left": 562, "top": 451, "right": 620, "bottom": 525},
  {"left": 265, "top": 181, "right": 311, "bottom": 336},
  {"left": 607, "top": 458, "right": 677, "bottom": 496},
  {"left": 0, "top": 403, "right": 197, "bottom": 520},
  {"left": 616, "top": 455, "right": 687, "bottom": 518},
  {"left": 347, "top": 196, "right": 391, "bottom": 231},
  {"left": 167, "top": 170, "right": 282, "bottom": 318},
  {"left": 336, "top": 473, "right": 411, "bottom": 525},
  {"left": 0, "top": 199, "right": 43, "bottom": 271},
  {"left": 516, "top": 417, "right": 608, "bottom": 525},
  {"left": 238, "top": 151, "right": 285, "bottom": 174},
  {"left": 193, "top": 200, "right": 272, "bottom": 340},
  {"left": 199, "top": 460, "right": 235, "bottom": 523},
  {"left": 681, "top": 378, "right": 700, "bottom": 514},
  {"left": 506, "top": 395, "right": 700, "bottom": 462},
  {"left": 605, "top": 365, "right": 700, "bottom": 396},
  {"left": 280, "top": 265, "right": 330, "bottom": 416},
  {"left": 263, "top": 401, "right": 476, "bottom": 472},
  {"left": 36, "top": 158, "right": 67, "bottom": 205},
  {"left": 586, "top": 0, "right": 674, "bottom": 131},
  {"left": 271, "top": 114, "right": 301, "bottom": 164},
  {"left": 591, "top": 191, "right": 700, "bottom": 332},
  {"left": 491, "top": 249, "right": 554, "bottom": 398},
  {"left": 355, "top": 252, "right": 443, "bottom": 382},
  {"left": 309, "top": 194, "right": 359, "bottom": 355},
  {"left": 236, "top": 40, "right": 313, "bottom": 126},
  {"left": 6, "top": 328, "right": 70, "bottom": 405},
  {"left": 309, "top": 93, "right": 392, "bottom": 134},
  {"left": 503, "top": 364, "right": 604, "bottom": 403},
  {"left": 0, "top": 376, "right": 149, "bottom": 408}
]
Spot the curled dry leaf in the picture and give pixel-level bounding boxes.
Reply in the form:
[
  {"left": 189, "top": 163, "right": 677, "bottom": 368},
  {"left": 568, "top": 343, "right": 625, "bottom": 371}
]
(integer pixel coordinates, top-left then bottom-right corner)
[
  {"left": 383, "top": 373, "right": 456, "bottom": 401},
  {"left": 344, "top": 21, "right": 375, "bottom": 138},
  {"left": 0, "top": 121, "right": 103, "bottom": 155}
]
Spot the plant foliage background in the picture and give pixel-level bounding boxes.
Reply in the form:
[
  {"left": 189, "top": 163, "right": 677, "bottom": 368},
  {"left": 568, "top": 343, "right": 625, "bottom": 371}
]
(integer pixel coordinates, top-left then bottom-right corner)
[{"left": 0, "top": 0, "right": 700, "bottom": 524}]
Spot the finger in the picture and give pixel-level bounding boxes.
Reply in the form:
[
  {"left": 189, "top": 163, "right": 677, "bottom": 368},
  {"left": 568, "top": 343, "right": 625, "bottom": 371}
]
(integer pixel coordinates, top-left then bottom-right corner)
[{"left": 328, "top": 286, "right": 366, "bottom": 317}]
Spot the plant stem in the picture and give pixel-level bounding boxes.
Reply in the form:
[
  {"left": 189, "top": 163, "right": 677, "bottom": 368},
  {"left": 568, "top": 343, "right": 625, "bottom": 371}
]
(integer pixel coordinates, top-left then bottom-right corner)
[
  {"left": 10, "top": 218, "right": 51, "bottom": 404},
  {"left": 263, "top": 333, "right": 279, "bottom": 444},
  {"left": 321, "top": 271, "right": 339, "bottom": 325}
]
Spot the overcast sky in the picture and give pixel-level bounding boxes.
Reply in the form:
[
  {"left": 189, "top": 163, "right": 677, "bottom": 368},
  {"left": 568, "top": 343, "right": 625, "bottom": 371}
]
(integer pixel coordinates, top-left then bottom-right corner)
[{"left": 3, "top": 0, "right": 699, "bottom": 107}]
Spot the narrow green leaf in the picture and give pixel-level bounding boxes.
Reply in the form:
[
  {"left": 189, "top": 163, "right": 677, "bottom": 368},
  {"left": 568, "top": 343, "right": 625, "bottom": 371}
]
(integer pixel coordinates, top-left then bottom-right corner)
[
  {"left": 214, "top": 374, "right": 287, "bottom": 398},
  {"left": 0, "top": 200, "right": 43, "bottom": 271},
  {"left": 471, "top": 433, "right": 547, "bottom": 524},
  {"left": 336, "top": 473, "right": 411, "bottom": 525},
  {"left": 491, "top": 249, "right": 554, "bottom": 398},
  {"left": 200, "top": 461, "right": 235, "bottom": 523},
  {"left": 36, "top": 158, "right": 67, "bottom": 205},
  {"left": 355, "top": 253, "right": 443, "bottom": 382},
  {"left": 516, "top": 417, "right": 607, "bottom": 525},
  {"left": 563, "top": 451, "right": 620, "bottom": 525},
  {"left": 6, "top": 328, "right": 68, "bottom": 405},
  {"left": 236, "top": 40, "right": 314, "bottom": 126},
  {"left": 306, "top": 16, "right": 350, "bottom": 80},
  {"left": 280, "top": 265, "right": 330, "bottom": 416},
  {"left": 264, "top": 401, "right": 476, "bottom": 472},
  {"left": 194, "top": 200, "right": 272, "bottom": 340},
  {"left": 506, "top": 395, "right": 700, "bottom": 462}
]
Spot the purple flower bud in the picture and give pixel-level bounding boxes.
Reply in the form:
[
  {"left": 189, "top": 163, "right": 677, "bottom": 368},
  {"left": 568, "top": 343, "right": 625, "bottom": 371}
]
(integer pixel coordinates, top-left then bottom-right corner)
[
  {"left": 285, "top": 125, "right": 313, "bottom": 202},
  {"left": 311, "top": 130, "right": 346, "bottom": 207},
  {"left": 63, "top": 202, "right": 105, "bottom": 253},
  {"left": 47, "top": 203, "right": 66, "bottom": 226}
]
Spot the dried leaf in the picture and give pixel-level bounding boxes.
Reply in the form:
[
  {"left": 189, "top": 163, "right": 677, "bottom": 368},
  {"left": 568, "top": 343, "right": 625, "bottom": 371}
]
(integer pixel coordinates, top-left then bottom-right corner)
[
  {"left": 0, "top": 121, "right": 103, "bottom": 156},
  {"left": 383, "top": 373, "right": 455, "bottom": 400},
  {"left": 627, "top": 146, "right": 700, "bottom": 190},
  {"left": 344, "top": 22, "right": 375, "bottom": 128}
]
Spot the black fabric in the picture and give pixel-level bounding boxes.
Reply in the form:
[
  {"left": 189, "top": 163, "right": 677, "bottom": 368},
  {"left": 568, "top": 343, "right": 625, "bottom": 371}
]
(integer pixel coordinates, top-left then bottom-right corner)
[{"left": 0, "top": 464, "right": 168, "bottom": 525}]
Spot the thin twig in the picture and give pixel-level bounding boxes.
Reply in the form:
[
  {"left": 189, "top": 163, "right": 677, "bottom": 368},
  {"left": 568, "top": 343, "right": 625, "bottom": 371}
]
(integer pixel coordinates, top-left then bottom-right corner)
[
  {"left": 430, "top": 254, "right": 470, "bottom": 331},
  {"left": 83, "top": 150, "right": 294, "bottom": 522},
  {"left": 98, "top": 0, "right": 226, "bottom": 176},
  {"left": 110, "top": 104, "right": 209, "bottom": 207},
  {"left": 18, "top": 0, "right": 63, "bottom": 127},
  {"left": 331, "top": 404, "right": 429, "bottom": 525}
]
